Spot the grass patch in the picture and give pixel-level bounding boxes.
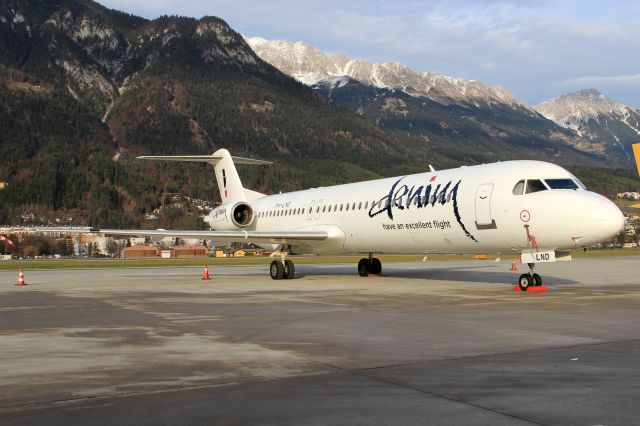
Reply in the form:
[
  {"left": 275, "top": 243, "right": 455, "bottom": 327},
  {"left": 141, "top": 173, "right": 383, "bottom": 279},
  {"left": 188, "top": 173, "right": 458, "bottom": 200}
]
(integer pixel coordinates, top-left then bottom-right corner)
[
  {"left": 1, "top": 249, "right": 638, "bottom": 270},
  {"left": 7, "top": 82, "right": 49, "bottom": 93}
]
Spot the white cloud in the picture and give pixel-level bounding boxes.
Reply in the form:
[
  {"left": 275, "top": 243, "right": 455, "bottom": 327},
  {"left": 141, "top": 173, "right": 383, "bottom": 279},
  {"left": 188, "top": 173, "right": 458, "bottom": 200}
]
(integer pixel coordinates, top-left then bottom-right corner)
[{"left": 566, "top": 74, "right": 640, "bottom": 86}]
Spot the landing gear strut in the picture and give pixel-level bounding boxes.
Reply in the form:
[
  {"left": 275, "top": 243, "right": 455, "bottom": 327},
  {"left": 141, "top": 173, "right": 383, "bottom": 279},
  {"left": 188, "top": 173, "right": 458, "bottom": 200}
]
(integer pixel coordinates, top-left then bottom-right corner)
[
  {"left": 270, "top": 246, "right": 295, "bottom": 280},
  {"left": 518, "top": 263, "right": 542, "bottom": 291},
  {"left": 358, "top": 254, "right": 382, "bottom": 276}
]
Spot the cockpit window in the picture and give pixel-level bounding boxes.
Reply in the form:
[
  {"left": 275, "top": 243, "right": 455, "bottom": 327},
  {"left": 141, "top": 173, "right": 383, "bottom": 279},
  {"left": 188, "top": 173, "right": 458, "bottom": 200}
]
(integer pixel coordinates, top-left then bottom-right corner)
[
  {"left": 525, "top": 179, "right": 547, "bottom": 194},
  {"left": 512, "top": 180, "right": 525, "bottom": 195},
  {"left": 544, "top": 178, "right": 579, "bottom": 190},
  {"left": 570, "top": 175, "right": 587, "bottom": 189}
]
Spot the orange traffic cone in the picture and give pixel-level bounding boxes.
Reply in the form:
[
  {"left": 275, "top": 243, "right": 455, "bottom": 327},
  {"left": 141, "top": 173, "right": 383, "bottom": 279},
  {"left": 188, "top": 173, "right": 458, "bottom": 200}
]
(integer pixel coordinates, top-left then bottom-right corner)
[
  {"left": 510, "top": 259, "right": 517, "bottom": 271},
  {"left": 15, "top": 268, "right": 27, "bottom": 286},
  {"left": 202, "top": 265, "right": 210, "bottom": 280}
]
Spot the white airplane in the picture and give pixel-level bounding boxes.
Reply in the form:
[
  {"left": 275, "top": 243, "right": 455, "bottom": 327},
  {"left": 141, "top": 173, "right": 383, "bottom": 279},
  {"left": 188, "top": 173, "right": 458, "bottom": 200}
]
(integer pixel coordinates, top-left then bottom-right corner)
[{"left": 89, "top": 148, "right": 625, "bottom": 291}]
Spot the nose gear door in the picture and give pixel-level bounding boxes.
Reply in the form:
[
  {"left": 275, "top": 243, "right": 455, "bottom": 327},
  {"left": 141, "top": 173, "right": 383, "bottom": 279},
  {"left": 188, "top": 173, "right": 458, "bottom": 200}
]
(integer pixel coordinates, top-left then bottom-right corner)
[{"left": 475, "top": 183, "right": 497, "bottom": 229}]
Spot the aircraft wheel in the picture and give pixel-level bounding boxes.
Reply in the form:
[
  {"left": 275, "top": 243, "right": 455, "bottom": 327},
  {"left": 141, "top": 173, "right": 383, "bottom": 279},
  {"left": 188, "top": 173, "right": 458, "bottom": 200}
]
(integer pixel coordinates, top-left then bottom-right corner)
[
  {"left": 518, "top": 273, "right": 533, "bottom": 291},
  {"left": 532, "top": 273, "right": 542, "bottom": 286},
  {"left": 270, "top": 260, "right": 284, "bottom": 280},
  {"left": 358, "top": 258, "right": 371, "bottom": 277},
  {"left": 371, "top": 258, "right": 382, "bottom": 275},
  {"left": 283, "top": 260, "right": 295, "bottom": 279}
]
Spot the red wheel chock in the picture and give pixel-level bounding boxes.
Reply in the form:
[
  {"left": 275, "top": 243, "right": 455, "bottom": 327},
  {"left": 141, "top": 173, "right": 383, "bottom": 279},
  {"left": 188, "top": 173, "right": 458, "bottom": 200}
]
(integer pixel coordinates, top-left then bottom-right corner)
[{"left": 514, "top": 285, "right": 549, "bottom": 292}]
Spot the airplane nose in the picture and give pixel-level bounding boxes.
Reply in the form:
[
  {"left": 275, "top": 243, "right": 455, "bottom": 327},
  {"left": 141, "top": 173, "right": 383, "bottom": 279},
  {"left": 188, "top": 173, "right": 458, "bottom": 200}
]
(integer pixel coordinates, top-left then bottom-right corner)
[{"left": 578, "top": 193, "right": 625, "bottom": 242}]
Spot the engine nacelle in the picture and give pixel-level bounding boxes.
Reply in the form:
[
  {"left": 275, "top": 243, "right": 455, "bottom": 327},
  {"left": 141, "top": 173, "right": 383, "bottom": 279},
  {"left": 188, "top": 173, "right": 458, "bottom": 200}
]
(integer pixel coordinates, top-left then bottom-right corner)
[
  {"left": 230, "top": 202, "right": 254, "bottom": 228},
  {"left": 206, "top": 202, "right": 254, "bottom": 230}
]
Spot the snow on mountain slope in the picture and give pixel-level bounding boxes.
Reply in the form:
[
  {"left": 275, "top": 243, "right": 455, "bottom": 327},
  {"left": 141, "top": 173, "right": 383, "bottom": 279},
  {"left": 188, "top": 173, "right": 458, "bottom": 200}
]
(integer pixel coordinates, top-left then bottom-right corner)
[
  {"left": 246, "top": 36, "right": 530, "bottom": 110},
  {"left": 535, "top": 89, "right": 640, "bottom": 164}
]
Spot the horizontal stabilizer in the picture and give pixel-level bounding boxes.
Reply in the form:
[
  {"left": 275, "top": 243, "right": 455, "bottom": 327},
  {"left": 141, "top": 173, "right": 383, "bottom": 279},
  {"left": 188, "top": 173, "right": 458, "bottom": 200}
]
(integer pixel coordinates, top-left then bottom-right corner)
[
  {"left": 137, "top": 155, "right": 272, "bottom": 165},
  {"left": 138, "top": 149, "right": 271, "bottom": 203}
]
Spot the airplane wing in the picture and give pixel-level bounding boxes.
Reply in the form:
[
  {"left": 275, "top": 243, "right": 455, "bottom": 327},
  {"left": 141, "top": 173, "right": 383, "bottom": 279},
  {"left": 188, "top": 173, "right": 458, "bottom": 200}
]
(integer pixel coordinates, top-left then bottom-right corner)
[
  {"left": 89, "top": 228, "right": 329, "bottom": 244},
  {"left": 35, "top": 227, "right": 333, "bottom": 245}
]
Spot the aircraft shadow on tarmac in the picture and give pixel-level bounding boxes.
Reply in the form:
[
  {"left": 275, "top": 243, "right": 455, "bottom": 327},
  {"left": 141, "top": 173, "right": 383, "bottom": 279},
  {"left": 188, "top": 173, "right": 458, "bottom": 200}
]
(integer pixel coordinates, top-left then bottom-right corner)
[
  {"left": 122, "top": 263, "right": 576, "bottom": 285},
  {"left": 293, "top": 263, "right": 578, "bottom": 285}
]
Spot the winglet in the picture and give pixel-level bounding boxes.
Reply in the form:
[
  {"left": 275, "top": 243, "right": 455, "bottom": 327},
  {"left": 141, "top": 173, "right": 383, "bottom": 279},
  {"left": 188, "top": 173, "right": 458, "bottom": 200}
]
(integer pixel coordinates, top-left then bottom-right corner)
[{"left": 633, "top": 143, "right": 640, "bottom": 178}]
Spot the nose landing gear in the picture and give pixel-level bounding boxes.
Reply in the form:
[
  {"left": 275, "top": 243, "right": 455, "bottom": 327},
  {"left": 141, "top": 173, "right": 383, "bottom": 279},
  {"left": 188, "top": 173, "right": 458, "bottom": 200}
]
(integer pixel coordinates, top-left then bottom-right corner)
[{"left": 518, "top": 263, "right": 543, "bottom": 291}]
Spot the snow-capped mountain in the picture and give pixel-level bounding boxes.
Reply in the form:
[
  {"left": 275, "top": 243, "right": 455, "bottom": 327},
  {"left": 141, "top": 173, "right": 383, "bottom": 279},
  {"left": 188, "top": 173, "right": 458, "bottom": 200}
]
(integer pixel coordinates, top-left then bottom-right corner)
[
  {"left": 246, "top": 37, "right": 636, "bottom": 166},
  {"left": 535, "top": 89, "right": 640, "bottom": 165},
  {"left": 246, "top": 36, "right": 529, "bottom": 110}
]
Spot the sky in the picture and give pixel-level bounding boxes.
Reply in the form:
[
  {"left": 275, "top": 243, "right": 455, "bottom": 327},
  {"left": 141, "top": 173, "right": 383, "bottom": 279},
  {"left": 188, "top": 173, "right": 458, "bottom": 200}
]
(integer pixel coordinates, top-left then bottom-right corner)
[{"left": 98, "top": 0, "right": 640, "bottom": 108}]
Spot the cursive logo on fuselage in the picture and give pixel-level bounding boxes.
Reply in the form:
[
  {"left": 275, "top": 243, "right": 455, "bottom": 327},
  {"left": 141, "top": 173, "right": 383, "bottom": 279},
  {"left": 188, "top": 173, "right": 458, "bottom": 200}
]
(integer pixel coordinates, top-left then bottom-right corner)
[{"left": 368, "top": 177, "right": 477, "bottom": 242}]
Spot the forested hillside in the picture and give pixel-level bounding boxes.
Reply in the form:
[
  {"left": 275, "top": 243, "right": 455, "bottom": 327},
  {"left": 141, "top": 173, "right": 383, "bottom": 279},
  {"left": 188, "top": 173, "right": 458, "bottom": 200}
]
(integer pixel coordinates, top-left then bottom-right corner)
[{"left": 0, "top": 0, "right": 440, "bottom": 227}]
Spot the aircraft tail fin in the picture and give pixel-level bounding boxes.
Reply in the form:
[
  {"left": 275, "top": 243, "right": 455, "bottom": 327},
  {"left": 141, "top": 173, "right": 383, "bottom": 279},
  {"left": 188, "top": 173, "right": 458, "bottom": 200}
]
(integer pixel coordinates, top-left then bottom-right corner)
[
  {"left": 137, "top": 149, "right": 271, "bottom": 203},
  {"left": 633, "top": 143, "right": 640, "bottom": 178}
]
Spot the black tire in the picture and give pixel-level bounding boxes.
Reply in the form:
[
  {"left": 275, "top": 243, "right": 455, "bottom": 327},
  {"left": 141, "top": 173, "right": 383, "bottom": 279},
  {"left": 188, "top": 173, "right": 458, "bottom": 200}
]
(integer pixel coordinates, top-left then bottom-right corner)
[
  {"left": 371, "top": 258, "right": 382, "bottom": 275},
  {"left": 270, "top": 260, "right": 284, "bottom": 280},
  {"left": 358, "top": 258, "right": 371, "bottom": 277},
  {"left": 284, "top": 260, "right": 295, "bottom": 279},
  {"left": 518, "top": 273, "right": 533, "bottom": 291},
  {"left": 532, "top": 273, "right": 542, "bottom": 286}
]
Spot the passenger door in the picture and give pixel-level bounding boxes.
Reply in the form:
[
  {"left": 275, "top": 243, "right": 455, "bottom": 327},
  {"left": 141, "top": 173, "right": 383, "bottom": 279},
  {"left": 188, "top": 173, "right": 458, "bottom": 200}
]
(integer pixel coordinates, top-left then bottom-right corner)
[{"left": 475, "top": 183, "right": 497, "bottom": 229}]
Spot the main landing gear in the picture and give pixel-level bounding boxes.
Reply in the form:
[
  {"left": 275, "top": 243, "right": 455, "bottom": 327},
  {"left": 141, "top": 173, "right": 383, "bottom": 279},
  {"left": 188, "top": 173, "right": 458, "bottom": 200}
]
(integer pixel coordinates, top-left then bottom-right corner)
[
  {"left": 270, "top": 245, "right": 295, "bottom": 280},
  {"left": 270, "top": 259, "right": 295, "bottom": 280},
  {"left": 358, "top": 254, "right": 382, "bottom": 277},
  {"left": 518, "top": 263, "right": 542, "bottom": 291}
]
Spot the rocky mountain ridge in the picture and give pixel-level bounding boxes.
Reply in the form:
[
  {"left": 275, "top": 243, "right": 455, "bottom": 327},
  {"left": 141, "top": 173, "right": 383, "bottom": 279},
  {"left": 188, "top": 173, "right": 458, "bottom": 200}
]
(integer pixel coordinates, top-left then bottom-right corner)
[
  {"left": 535, "top": 89, "right": 640, "bottom": 165},
  {"left": 246, "top": 36, "right": 528, "bottom": 110},
  {"left": 246, "top": 36, "right": 622, "bottom": 165},
  {"left": 247, "top": 36, "right": 638, "bottom": 167}
]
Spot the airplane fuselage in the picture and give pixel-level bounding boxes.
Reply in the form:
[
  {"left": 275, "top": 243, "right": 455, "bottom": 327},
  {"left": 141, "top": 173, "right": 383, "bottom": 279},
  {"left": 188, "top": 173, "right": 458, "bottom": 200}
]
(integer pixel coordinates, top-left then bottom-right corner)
[{"left": 206, "top": 160, "right": 623, "bottom": 256}]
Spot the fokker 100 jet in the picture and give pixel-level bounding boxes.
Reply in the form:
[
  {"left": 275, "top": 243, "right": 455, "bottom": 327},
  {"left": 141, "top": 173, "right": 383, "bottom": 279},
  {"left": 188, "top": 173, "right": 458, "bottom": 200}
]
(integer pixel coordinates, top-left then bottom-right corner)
[{"left": 86, "top": 148, "right": 626, "bottom": 291}]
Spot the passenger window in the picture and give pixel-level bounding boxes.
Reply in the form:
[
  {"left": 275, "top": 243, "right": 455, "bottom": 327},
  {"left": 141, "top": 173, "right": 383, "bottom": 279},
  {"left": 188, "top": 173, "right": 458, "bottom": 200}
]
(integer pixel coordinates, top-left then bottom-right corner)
[
  {"left": 512, "top": 180, "right": 525, "bottom": 195},
  {"left": 358, "top": 202, "right": 362, "bottom": 210},
  {"left": 525, "top": 179, "right": 547, "bottom": 194}
]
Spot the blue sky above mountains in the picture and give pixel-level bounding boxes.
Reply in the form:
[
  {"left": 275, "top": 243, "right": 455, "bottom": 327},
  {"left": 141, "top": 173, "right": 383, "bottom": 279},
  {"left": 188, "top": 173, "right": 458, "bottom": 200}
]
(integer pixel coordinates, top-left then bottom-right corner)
[{"left": 99, "top": 0, "right": 640, "bottom": 108}]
